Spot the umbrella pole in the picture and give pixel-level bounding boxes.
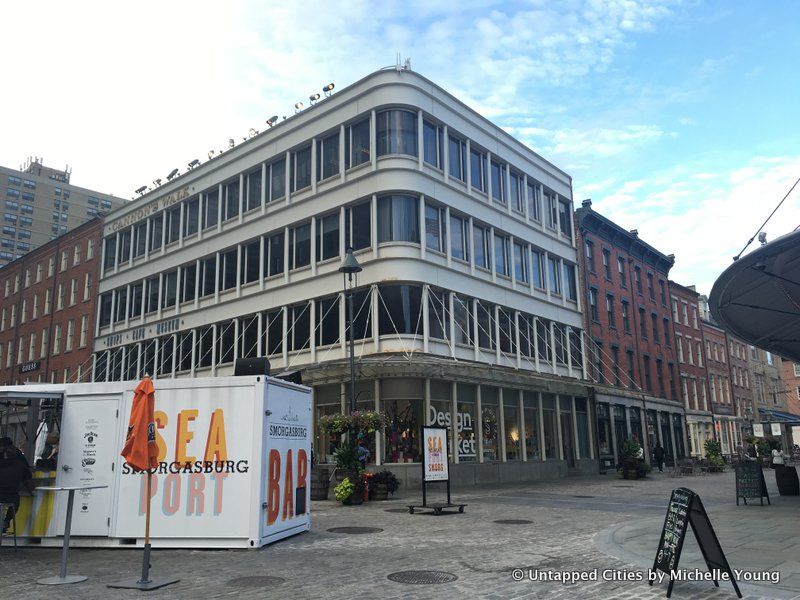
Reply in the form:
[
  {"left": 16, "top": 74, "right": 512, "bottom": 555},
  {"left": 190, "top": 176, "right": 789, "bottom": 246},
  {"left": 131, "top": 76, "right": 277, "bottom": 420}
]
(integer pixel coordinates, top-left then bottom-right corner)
[{"left": 139, "top": 471, "right": 152, "bottom": 584}]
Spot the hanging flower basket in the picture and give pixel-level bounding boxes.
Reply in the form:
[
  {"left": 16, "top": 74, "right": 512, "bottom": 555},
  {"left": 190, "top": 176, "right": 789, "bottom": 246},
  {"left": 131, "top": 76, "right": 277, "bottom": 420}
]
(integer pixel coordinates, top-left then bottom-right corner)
[{"left": 319, "top": 411, "right": 387, "bottom": 434}]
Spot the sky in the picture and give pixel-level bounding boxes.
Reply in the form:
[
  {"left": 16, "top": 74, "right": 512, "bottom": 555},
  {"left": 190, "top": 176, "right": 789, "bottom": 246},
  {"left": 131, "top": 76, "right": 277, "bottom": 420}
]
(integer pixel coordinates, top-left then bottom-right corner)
[{"left": 1, "top": 0, "right": 799, "bottom": 294}]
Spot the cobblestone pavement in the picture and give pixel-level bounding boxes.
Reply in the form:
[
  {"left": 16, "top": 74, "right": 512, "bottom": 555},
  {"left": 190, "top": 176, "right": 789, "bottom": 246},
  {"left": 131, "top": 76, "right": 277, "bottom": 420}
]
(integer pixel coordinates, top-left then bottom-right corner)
[{"left": 2, "top": 469, "right": 797, "bottom": 599}]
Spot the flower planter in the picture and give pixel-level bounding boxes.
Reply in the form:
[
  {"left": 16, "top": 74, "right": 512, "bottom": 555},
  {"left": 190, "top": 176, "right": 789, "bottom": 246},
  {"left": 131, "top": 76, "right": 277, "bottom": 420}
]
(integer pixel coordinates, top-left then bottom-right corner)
[
  {"left": 370, "top": 483, "right": 389, "bottom": 501},
  {"left": 343, "top": 493, "right": 364, "bottom": 505}
]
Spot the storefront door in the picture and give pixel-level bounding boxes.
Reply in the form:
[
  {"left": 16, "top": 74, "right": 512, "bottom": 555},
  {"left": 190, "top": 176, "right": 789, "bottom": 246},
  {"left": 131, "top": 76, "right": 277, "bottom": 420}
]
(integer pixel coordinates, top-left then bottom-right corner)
[{"left": 54, "top": 396, "right": 120, "bottom": 536}]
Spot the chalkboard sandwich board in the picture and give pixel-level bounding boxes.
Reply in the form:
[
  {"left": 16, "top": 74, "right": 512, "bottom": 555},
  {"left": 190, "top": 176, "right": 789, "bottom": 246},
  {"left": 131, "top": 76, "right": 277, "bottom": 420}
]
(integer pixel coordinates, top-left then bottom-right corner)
[
  {"left": 734, "top": 462, "right": 770, "bottom": 505},
  {"left": 650, "top": 487, "right": 741, "bottom": 598}
]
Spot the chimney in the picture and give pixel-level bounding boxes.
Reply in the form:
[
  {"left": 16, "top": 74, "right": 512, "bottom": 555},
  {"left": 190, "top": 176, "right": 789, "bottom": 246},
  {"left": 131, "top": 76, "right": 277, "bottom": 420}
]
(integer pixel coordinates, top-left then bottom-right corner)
[
  {"left": 668, "top": 254, "right": 675, "bottom": 262},
  {"left": 581, "top": 198, "right": 592, "bottom": 208},
  {"left": 630, "top": 229, "right": 638, "bottom": 237}
]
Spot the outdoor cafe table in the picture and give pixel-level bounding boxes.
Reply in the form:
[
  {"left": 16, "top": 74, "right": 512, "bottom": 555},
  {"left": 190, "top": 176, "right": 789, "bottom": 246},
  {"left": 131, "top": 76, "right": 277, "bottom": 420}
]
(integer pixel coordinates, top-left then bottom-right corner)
[{"left": 34, "top": 485, "right": 108, "bottom": 585}]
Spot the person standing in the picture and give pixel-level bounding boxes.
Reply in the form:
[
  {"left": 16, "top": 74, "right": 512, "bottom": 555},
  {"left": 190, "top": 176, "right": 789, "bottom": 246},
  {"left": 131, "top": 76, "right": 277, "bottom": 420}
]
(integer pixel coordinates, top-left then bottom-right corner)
[
  {"left": 653, "top": 442, "right": 665, "bottom": 472},
  {"left": 0, "top": 437, "right": 33, "bottom": 534}
]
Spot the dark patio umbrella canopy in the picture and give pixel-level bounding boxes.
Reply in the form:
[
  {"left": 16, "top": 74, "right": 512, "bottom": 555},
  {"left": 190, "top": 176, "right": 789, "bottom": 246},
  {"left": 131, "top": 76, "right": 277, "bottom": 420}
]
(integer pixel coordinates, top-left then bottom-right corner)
[{"left": 710, "top": 229, "right": 800, "bottom": 362}]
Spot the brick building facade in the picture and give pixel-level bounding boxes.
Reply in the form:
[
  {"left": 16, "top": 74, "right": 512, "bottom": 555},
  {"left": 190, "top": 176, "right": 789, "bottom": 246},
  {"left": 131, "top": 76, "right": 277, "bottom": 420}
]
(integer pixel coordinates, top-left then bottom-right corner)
[
  {"left": 727, "top": 333, "right": 755, "bottom": 434},
  {"left": 668, "top": 281, "right": 713, "bottom": 456},
  {"left": 700, "top": 318, "right": 741, "bottom": 454},
  {"left": 575, "top": 200, "right": 687, "bottom": 467},
  {"left": 0, "top": 218, "right": 102, "bottom": 384}
]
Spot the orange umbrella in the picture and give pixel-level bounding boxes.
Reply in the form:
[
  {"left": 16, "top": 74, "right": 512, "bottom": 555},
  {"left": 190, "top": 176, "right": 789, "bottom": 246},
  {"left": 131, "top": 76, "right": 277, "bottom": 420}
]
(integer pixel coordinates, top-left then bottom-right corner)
[{"left": 121, "top": 377, "right": 158, "bottom": 472}]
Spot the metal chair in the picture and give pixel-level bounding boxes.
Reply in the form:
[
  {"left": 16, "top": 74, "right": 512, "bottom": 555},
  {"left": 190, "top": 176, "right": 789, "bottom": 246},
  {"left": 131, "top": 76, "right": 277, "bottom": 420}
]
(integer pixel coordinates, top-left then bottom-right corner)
[{"left": 0, "top": 502, "right": 18, "bottom": 550}]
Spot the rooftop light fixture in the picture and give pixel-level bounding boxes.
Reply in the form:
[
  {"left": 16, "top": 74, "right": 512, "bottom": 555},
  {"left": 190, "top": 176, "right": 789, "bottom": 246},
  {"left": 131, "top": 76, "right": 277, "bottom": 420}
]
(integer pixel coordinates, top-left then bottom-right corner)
[
  {"left": 322, "top": 83, "right": 334, "bottom": 97},
  {"left": 188, "top": 159, "right": 200, "bottom": 169},
  {"left": 228, "top": 138, "right": 235, "bottom": 148},
  {"left": 294, "top": 102, "right": 304, "bottom": 113},
  {"left": 309, "top": 93, "right": 320, "bottom": 104},
  {"left": 266, "top": 116, "right": 278, "bottom": 127},
  {"left": 135, "top": 186, "right": 147, "bottom": 195},
  {"left": 152, "top": 178, "right": 162, "bottom": 187},
  {"left": 166, "top": 168, "right": 179, "bottom": 181},
  {"left": 249, "top": 128, "right": 258, "bottom": 137},
  {"left": 208, "top": 150, "right": 215, "bottom": 159}
]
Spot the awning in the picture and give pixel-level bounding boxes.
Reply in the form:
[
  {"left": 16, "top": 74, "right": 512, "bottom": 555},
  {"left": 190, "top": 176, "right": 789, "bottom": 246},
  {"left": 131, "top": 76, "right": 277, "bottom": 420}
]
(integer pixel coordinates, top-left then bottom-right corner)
[
  {"left": 757, "top": 408, "right": 800, "bottom": 423},
  {"left": 709, "top": 229, "right": 800, "bottom": 362}
]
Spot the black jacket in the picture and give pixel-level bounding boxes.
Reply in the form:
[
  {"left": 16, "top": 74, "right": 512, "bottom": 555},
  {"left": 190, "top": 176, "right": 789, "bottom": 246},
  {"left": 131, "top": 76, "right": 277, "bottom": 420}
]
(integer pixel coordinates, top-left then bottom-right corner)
[{"left": 0, "top": 453, "right": 32, "bottom": 502}]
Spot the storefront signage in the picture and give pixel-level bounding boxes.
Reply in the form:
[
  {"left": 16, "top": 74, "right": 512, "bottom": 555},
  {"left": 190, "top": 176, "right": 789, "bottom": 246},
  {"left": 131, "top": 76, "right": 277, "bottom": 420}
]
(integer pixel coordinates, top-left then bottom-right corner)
[
  {"left": 770, "top": 423, "right": 782, "bottom": 436},
  {"left": 428, "top": 407, "right": 475, "bottom": 459},
  {"left": 422, "top": 426, "right": 449, "bottom": 482},
  {"left": 19, "top": 360, "right": 40, "bottom": 374},
  {"left": 156, "top": 318, "right": 181, "bottom": 336},
  {"left": 107, "top": 186, "right": 190, "bottom": 233},
  {"left": 752, "top": 424, "right": 764, "bottom": 437}
]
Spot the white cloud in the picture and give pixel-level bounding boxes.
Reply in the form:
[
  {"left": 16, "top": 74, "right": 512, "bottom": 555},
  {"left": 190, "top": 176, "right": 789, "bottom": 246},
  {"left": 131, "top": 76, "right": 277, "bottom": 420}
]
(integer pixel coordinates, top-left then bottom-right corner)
[{"left": 592, "top": 154, "right": 800, "bottom": 294}]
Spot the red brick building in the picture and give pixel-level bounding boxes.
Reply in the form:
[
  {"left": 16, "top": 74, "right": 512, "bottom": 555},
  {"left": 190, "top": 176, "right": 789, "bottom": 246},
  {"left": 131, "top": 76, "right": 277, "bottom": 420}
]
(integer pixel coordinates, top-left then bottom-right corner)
[
  {"left": 668, "top": 281, "right": 713, "bottom": 456},
  {"left": 0, "top": 218, "right": 102, "bottom": 384},
  {"left": 700, "top": 318, "right": 741, "bottom": 455},
  {"left": 575, "top": 200, "right": 687, "bottom": 466},
  {"left": 727, "top": 333, "right": 755, "bottom": 435}
]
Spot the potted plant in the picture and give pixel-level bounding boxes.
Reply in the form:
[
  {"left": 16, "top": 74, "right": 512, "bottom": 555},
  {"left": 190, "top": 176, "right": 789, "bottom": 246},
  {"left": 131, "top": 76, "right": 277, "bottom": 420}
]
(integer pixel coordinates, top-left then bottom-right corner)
[
  {"left": 703, "top": 439, "right": 726, "bottom": 473},
  {"left": 369, "top": 469, "right": 401, "bottom": 501},
  {"left": 334, "top": 472, "right": 365, "bottom": 505},
  {"left": 619, "top": 439, "right": 643, "bottom": 479}
]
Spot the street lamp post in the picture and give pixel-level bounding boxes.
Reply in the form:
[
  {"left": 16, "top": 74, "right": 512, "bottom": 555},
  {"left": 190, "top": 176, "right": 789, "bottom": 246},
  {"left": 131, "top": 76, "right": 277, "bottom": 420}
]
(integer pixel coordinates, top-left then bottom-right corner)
[{"left": 339, "top": 247, "right": 362, "bottom": 413}]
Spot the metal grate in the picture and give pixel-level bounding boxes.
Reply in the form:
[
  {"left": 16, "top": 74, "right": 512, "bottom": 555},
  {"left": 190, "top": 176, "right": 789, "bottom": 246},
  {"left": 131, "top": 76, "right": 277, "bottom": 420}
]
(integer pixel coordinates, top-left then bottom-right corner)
[
  {"left": 226, "top": 576, "right": 285, "bottom": 588},
  {"left": 327, "top": 526, "right": 383, "bottom": 534},
  {"left": 388, "top": 570, "right": 458, "bottom": 585},
  {"left": 493, "top": 519, "right": 533, "bottom": 525}
]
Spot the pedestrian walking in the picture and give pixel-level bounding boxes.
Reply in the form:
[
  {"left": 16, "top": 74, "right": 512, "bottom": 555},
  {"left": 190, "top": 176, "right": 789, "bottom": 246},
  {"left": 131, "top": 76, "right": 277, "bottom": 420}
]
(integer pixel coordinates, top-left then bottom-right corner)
[{"left": 653, "top": 442, "right": 665, "bottom": 472}]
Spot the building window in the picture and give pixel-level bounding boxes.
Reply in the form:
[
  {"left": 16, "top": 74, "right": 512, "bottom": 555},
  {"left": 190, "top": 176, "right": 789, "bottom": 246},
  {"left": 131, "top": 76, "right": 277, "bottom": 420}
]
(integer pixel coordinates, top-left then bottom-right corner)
[
  {"left": 428, "top": 288, "right": 449, "bottom": 341},
  {"left": 290, "top": 223, "right": 311, "bottom": 269},
  {"left": 558, "top": 199, "right": 572, "bottom": 238},
  {"left": 316, "top": 296, "right": 339, "bottom": 346},
  {"left": 146, "top": 277, "right": 159, "bottom": 313},
  {"left": 424, "top": 202, "right": 446, "bottom": 253},
  {"left": 663, "top": 318, "right": 671, "bottom": 346},
  {"left": 450, "top": 213, "right": 469, "bottom": 262},
  {"left": 602, "top": 249, "right": 611, "bottom": 279},
  {"left": 659, "top": 280, "right": 667, "bottom": 306},
  {"left": 162, "top": 271, "right": 177, "bottom": 308},
  {"left": 269, "top": 158, "right": 286, "bottom": 201},
  {"left": 422, "top": 120, "right": 444, "bottom": 169},
  {"left": 548, "top": 256, "right": 561, "bottom": 295},
  {"left": 651, "top": 313, "right": 659, "bottom": 343},
  {"left": 291, "top": 145, "right": 312, "bottom": 192},
  {"left": 510, "top": 171, "right": 524, "bottom": 213},
  {"left": 345, "top": 201, "right": 371, "bottom": 251},
  {"left": 514, "top": 241, "right": 528, "bottom": 283},
  {"left": 316, "top": 212, "right": 340, "bottom": 262},
  {"left": 223, "top": 180, "right": 239, "bottom": 220},
  {"left": 493, "top": 233, "right": 510, "bottom": 277},
  {"left": 345, "top": 118, "right": 370, "bottom": 169},
  {"left": 544, "top": 191, "right": 557, "bottom": 230},
  {"left": 181, "top": 264, "right": 197, "bottom": 302},
  {"left": 265, "top": 232, "right": 285, "bottom": 276},
  {"left": 317, "top": 132, "right": 340, "bottom": 181},
  {"left": 130, "top": 282, "right": 143, "bottom": 318},
  {"left": 611, "top": 347, "right": 621, "bottom": 386},
  {"left": 643, "top": 355, "right": 652, "bottom": 391},
  {"left": 473, "top": 224, "right": 490, "bottom": 270},
  {"left": 585, "top": 240, "right": 595, "bottom": 272},
  {"left": 476, "top": 301, "right": 496, "bottom": 350},
  {"left": 527, "top": 180, "right": 541, "bottom": 221},
  {"left": 563, "top": 263, "right": 577, "bottom": 301},
  {"left": 185, "top": 196, "right": 200, "bottom": 235},
  {"left": 203, "top": 188, "right": 219, "bottom": 229},
  {"left": 376, "top": 109, "right": 417, "bottom": 157},
  {"left": 378, "top": 284, "right": 422, "bottom": 336},
  {"left": 593, "top": 342, "right": 604, "bottom": 383},
  {"left": 606, "top": 294, "right": 616, "bottom": 328},
  {"left": 453, "top": 294, "right": 473, "bottom": 345},
  {"left": 490, "top": 161, "right": 505, "bottom": 204},
  {"left": 589, "top": 288, "right": 599, "bottom": 322},
  {"left": 150, "top": 213, "right": 163, "bottom": 250},
  {"left": 166, "top": 206, "right": 181, "bottom": 243},
  {"left": 647, "top": 272, "right": 655, "bottom": 300},
  {"left": 448, "top": 135, "right": 467, "bottom": 182},
  {"left": 677, "top": 336, "right": 685, "bottom": 362},
  {"left": 638, "top": 307, "right": 647, "bottom": 339},
  {"left": 532, "top": 250, "right": 545, "bottom": 289},
  {"left": 470, "top": 148, "right": 487, "bottom": 192},
  {"left": 621, "top": 300, "right": 631, "bottom": 333},
  {"left": 238, "top": 241, "right": 258, "bottom": 285},
  {"left": 290, "top": 303, "right": 311, "bottom": 352},
  {"left": 634, "top": 266, "right": 642, "bottom": 293},
  {"left": 218, "top": 249, "right": 237, "bottom": 291},
  {"left": 246, "top": 170, "right": 261, "bottom": 212},
  {"left": 377, "top": 194, "right": 419, "bottom": 243}
]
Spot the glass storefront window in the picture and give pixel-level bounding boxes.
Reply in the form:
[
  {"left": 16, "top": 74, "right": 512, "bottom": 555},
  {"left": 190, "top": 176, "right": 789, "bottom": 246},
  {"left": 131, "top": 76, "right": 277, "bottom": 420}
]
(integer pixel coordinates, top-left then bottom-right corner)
[
  {"left": 344, "top": 380, "right": 376, "bottom": 464},
  {"left": 673, "top": 413, "right": 685, "bottom": 458},
  {"left": 597, "top": 403, "right": 611, "bottom": 456},
  {"left": 456, "top": 384, "right": 477, "bottom": 462},
  {"left": 382, "top": 378, "right": 423, "bottom": 463},
  {"left": 541, "top": 393, "right": 558, "bottom": 459},
  {"left": 314, "top": 384, "right": 342, "bottom": 464},
  {"left": 503, "top": 389, "right": 521, "bottom": 461},
  {"left": 428, "top": 380, "right": 453, "bottom": 462},
  {"left": 481, "top": 386, "right": 499, "bottom": 461},
  {"left": 575, "top": 397, "right": 589, "bottom": 459},
  {"left": 523, "top": 391, "right": 540, "bottom": 460},
  {"left": 629, "top": 407, "right": 643, "bottom": 446}
]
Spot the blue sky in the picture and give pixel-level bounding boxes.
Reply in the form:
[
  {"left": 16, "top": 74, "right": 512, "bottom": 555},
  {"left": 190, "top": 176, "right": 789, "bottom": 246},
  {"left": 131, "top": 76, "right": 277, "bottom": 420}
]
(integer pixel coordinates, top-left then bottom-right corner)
[{"left": 1, "top": 0, "right": 798, "bottom": 294}]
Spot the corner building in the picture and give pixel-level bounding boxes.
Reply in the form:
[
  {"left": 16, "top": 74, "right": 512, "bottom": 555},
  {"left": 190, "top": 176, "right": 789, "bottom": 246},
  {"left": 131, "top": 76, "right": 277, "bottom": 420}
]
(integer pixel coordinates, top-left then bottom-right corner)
[
  {"left": 575, "top": 200, "right": 688, "bottom": 468},
  {"left": 93, "top": 68, "right": 595, "bottom": 488}
]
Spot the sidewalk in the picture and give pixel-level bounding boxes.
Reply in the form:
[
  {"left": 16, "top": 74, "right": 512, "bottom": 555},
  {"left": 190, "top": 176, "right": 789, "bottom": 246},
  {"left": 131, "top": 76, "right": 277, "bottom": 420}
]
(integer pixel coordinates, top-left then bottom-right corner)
[{"left": 595, "top": 470, "right": 800, "bottom": 599}]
